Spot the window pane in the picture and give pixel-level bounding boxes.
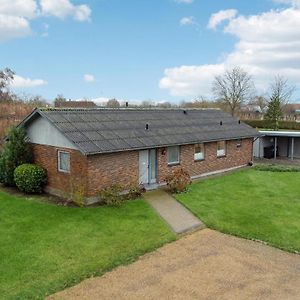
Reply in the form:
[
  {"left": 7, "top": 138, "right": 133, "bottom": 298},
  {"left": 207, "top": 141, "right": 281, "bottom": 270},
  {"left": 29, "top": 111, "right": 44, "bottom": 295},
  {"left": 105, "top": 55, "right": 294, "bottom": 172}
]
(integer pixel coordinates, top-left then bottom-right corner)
[
  {"left": 168, "top": 146, "right": 179, "bottom": 164},
  {"left": 194, "top": 144, "right": 204, "bottom": 160},
  {"left": 217, "top": 141, "right": 226, "bottom": 157},
  {"left": 59, "top": 152, "right": 70, "bottom": 172}
]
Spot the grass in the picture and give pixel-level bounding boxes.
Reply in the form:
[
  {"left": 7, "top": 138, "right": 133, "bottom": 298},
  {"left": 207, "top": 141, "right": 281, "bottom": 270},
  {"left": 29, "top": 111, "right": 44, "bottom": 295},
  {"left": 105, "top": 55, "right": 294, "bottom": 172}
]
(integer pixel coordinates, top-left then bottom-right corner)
[
  {"left": 0, "top": 191, "right": 175, "bottom": 299},
  {"left": 176, "top": 169, "right": 300, "bottom": 253}
]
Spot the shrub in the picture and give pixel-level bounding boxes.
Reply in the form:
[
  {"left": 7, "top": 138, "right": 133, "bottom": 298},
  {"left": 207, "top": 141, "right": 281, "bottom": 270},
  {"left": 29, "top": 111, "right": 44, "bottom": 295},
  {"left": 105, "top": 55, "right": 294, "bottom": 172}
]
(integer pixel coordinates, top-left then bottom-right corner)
[
  {"left": 99, "top": 184, "right": 124, "bottom": 206},
  {"left": 254, "top": 164, "right": 300, "bottom": 172},
  {"left": 126, "top": 185, "right": 145, "bottom": 200},
  {"left": 165, "top": 168, "right": 191, "bottom": 193},
  {"left": 14, "top": 164, "right": 47, "bottom": 193},
  {"left": 71, "top": 183, "right": 86, "bottom": 207},
  {"left": 244, "top": 119, "right": 300, "bottom": 131},
  {"left": 0, "top": 126, "right": 32, "bottom": 186}
]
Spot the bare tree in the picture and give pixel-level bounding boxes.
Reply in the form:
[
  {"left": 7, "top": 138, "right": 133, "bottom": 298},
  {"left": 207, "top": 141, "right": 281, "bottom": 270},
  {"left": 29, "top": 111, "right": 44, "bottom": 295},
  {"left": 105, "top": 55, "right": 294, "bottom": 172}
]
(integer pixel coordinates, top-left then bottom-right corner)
[
  {"left": 54, "top": 94, "right": 67, "bottom": 107},
  {"left": 268, "top": 75, "right": 295, "bottom": 106},
  {"left": 0, "top": 68, "right": 15, "bottom": 102},
  {"left": 212, "top": 67, "right": 254, "bottom": 116},
  {"left": 0, "top": 68, "right": 14, "bottom": 92},
  {"left": 106, "top": 98, "right": 120, "bottom": 108},
  {"left": 250, "top": 95, "right": 268, "bottom": 113}
]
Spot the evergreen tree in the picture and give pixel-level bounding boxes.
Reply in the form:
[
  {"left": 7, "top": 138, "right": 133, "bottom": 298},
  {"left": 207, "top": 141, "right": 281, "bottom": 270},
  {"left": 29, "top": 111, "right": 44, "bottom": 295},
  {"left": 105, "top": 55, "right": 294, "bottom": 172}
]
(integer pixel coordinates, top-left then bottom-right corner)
[
  {"left": 0, "top": 126, "right": 32, "bottom": 186},
  {"left": 265, "top": 93, "right": 283, "bottom": 130},
  {"left": 265, "top": 76, "right": 294, "bottom": 130}
]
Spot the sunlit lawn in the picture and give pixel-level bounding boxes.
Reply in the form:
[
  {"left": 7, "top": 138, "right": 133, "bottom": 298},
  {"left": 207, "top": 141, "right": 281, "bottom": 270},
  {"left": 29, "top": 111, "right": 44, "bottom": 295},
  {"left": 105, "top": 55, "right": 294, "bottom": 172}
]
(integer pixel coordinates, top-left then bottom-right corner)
[
  {"left": 177, "top": 169, "right": 300, "bottom": 253},
  {"left": 0, "top": 191, "right": 175, "bottom": 299}
]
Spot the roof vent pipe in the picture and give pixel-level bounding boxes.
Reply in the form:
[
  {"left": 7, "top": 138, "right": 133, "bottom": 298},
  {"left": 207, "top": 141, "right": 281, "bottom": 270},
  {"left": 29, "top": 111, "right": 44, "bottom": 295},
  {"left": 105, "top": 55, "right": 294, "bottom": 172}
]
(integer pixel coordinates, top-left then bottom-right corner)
[
  {"left": 220, "top": 121, "right": 223, "bottom": 126},
  {"left": 183, "top": 110, "right": 187, "bottom": 115},
  {"left": 238, "top": 120, "right": 241, "bottom": 124},
  {"left": 145, "top": 123, "right": 149, "bottom": 130}
]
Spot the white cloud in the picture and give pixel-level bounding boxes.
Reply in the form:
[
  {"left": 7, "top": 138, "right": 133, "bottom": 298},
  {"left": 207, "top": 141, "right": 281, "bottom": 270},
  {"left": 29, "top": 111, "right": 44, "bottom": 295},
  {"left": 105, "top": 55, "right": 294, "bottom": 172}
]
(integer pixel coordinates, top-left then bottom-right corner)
[
  {"left": 160, "top": 6, "right": 300, "bottom": 97},
  {"left": 180, "top": 16, "right": 196, "bottom": 26},
  {"left": 84, "top": 74, "right": 96, "bottom": 82},
  {"left": 0, "top": 14, "right": 31, "bottom": 41},
  {"left": 40, "top": 0, "right": 91, "bottom": 21},
  {"left": 0, "top": 0, "right": 38, "bottom": 19},
  {"left": 0, "top": 0, "right": 91, "bottom": 41},
  {"left": 10, "top": 75, "right": 47, "bottom": 88},
  {"left": 174, "top": 0, "right": 194, "bottom": 3},
  {"left": 160, "top": 64, "right": 225, "bottom": 96},
  {"left": 208, "top": 9, "right": 238, "bottom": 30}
]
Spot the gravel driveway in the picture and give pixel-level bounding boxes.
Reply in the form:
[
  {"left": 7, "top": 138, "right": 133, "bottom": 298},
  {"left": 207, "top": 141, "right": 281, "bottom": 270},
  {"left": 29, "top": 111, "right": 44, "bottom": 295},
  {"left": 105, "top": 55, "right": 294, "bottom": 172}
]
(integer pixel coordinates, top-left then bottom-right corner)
[{"left": 49, "top": 229, "right": 300, "bottom": 300}]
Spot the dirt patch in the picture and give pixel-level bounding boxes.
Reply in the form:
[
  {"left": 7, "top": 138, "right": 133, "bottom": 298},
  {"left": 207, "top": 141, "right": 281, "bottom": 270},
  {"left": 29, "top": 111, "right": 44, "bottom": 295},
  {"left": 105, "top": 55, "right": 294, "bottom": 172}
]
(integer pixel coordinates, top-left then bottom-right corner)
[{"left": 48, "top": 229, "right": 300, "bottom": 300}]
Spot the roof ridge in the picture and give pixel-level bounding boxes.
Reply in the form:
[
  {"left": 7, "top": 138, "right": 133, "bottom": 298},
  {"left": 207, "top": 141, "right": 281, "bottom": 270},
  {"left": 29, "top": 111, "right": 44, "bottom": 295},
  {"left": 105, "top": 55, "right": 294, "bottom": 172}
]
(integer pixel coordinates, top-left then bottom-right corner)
[{"left": 39, "top": 107, "right": 221, "bottom": 112}]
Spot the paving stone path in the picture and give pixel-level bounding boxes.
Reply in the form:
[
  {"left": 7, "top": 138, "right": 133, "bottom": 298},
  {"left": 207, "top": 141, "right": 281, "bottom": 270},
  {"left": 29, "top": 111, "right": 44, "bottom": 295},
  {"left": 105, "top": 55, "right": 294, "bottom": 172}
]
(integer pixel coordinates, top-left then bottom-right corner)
[{"left": 144, "top": 189, "right": 204, "bottom": 234}]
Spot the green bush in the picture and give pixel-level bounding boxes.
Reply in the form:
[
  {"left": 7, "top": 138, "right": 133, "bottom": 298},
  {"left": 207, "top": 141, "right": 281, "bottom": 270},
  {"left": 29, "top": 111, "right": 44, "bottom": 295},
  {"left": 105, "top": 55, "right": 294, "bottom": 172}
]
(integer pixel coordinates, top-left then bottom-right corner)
[
  {"left": 244, "top": 119, "right": 300, "bottom": 131},
  {"left": 14, "top": 164, "right": 47, "bottom": 193},
  {"left": 165, "top": 168, "right": 191, "bottom": 193},
  {"left": 99, "top": 184, "right": 124, "bottom": 206},
  {"left": 253, "top": 164, "right": 300, "bottom": 172},
  {"left": 0, "top": 126, "right": 32, "bottom": 186},
  {"left": 126, "top": 185, "right": 145, "bottom": 200}
]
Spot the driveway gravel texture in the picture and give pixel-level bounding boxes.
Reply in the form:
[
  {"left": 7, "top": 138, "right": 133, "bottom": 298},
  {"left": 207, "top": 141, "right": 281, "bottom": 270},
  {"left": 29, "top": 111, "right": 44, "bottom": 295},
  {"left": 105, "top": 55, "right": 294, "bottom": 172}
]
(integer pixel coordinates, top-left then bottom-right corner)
[{"left": 49, "top": 229, "right": 300, "bottom": 300}]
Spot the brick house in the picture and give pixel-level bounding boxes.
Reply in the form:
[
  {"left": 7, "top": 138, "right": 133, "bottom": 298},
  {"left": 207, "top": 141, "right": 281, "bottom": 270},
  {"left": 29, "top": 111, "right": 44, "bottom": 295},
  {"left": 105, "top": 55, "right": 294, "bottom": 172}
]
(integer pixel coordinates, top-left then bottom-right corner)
[{"left": 19, "top": 108, "right": 258, "bottom": 204}]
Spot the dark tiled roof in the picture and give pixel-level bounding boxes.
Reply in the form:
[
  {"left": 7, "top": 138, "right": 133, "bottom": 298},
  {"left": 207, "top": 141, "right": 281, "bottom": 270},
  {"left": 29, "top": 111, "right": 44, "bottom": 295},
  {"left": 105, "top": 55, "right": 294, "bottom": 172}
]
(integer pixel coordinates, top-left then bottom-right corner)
[{"left": 26, "top": 108, "right": 258, "bottom": 155}]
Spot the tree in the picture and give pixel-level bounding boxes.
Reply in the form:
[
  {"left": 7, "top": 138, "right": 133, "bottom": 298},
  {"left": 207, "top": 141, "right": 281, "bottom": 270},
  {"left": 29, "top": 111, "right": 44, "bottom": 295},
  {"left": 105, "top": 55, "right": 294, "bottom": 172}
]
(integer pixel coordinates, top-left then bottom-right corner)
[
  {"left": 250, "top": 96, "right": 268, "bottom": 113},
  {"left": 212, "top": 67, "right": 254, "bottom": 116},
  {"left": 0, "top": 126, "right": 32, "bottom": 186},
  {"left": 265, "top": 76, "right": 295, "bottom": 130},
  {"left": 0, "top": 68, "right": 14, "bottom": 92},
  {"left": 0, "top": 68, "right": 15, "bottom": 102},
  {"left": 54, "top": 94, "right": 67, "bottom": 107},
  {"left": 106, "top": 98, "right": 120, "bottom": 108}
]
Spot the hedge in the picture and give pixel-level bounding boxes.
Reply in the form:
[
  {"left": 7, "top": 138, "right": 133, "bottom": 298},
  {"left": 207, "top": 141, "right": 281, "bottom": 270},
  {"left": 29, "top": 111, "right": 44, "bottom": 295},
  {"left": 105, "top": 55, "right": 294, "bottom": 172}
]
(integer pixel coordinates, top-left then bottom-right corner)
[{"left": 243, "top": 119, "right": 300, "bottom": 131}]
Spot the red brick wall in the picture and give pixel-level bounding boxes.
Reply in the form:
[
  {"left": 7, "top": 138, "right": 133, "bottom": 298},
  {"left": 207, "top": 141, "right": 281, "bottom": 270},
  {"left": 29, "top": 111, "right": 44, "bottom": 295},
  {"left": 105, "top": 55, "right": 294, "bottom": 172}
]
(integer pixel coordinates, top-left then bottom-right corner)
[
  {"left": 31, "top": 137, "right": 253, "bottom": 200},
  {"left": 30, "top": 143, "right": 88, "bottom": 198},
  {"left": 86, "top": 151, "right": 139, "bottom": 196},
  {"left": 157, "top": 138, "right": 253, "bottom": 182}
]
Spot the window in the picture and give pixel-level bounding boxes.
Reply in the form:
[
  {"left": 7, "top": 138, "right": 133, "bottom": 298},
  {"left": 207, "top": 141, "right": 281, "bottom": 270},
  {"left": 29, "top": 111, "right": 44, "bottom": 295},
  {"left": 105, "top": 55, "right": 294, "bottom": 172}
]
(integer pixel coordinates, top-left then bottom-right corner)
[
  {"left": 58, "top": 151, "right": 70, "bottom": 173},
  {"left": 168, "top": 146, "right": 180, "bottom": 165},
  {"left": 236, "top": 139, "right": 242, "bottom": 148},
  {"left": 217, "top": 141, "right": 226, "bottom": 157},
  {"left": 194, "top": 144, "right": 204, "bottom": 161}
]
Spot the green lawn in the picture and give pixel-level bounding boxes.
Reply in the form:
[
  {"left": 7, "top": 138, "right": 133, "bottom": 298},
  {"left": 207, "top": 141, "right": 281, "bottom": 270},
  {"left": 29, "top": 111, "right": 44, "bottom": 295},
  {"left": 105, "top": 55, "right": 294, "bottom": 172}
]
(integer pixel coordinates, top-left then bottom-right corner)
[
  {"left": 176, "top": 169, "right": 300, "bottom": 253},
  {"left": 0, "top": 191, "right": 175, "bottom": 299}
]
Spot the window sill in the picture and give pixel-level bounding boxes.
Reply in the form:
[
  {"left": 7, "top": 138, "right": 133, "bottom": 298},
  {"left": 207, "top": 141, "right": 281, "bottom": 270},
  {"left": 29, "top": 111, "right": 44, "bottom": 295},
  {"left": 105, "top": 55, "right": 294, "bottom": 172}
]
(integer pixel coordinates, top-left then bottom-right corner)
[
  {"left": 168, "top": 162, "right": 180, "bottom": 167},
  {"left": 58, "top": 169, "right": 70, "bottom": 174},
  {"left": 194, "top": 159, "right": 205, "bottom": 162},
  {"left": 217, "top": 155, "right": 226, "bottom": 158}
]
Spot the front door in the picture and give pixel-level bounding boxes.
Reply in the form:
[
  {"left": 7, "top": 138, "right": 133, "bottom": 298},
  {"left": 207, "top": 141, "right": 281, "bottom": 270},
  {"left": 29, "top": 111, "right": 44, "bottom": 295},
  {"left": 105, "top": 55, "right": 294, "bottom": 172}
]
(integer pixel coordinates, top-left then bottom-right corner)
[{"left": 139, "top": 149, "right": 157, "bottom": 185}]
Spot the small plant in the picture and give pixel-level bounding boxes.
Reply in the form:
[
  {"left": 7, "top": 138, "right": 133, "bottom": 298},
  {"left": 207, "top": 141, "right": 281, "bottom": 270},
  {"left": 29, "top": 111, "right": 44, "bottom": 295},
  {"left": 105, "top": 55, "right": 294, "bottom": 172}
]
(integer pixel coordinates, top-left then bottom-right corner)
[
  {"left": 99, "top": 184, "right": 124, "bottom": 206},
  {"left": 165, "top": 168, "right": 191, "bottom": 193},
  {"left": 127, "top": 185, "right": 145, "bottom": 200},
  {"left": 14, "top": 164, "right": 47, "bottom": 193},
  {"left": 71, "top": 184, "right": 86, "bottom": 207}
]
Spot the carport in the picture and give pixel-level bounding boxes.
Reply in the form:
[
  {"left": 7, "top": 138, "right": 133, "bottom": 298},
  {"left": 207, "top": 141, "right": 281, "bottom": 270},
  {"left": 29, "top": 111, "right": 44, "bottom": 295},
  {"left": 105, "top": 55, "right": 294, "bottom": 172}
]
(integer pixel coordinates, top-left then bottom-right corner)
[{"left": 253, "top": 130, "right": 300, "bottom": 160}]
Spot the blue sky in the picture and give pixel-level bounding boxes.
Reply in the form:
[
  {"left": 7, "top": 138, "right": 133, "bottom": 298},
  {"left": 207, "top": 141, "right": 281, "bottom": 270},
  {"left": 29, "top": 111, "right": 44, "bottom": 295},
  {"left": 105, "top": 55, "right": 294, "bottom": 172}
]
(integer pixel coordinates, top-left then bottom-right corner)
[{"left": 1, "top": 0, "right": 300, "bottom": 103}]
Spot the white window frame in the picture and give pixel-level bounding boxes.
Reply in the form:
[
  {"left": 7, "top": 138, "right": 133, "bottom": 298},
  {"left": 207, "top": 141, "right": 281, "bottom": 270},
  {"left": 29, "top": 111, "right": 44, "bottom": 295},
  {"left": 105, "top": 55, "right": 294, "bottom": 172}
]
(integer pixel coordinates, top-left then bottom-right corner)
[
  {"left": 194, "top": 143, "right": 205, "bottom": 161},
  {"left": 168, "top": 146, "right": 180, "bottom": 165},
  {"left": 58, "top": 150, "right": 70, "bottom": 173},
  {"left": 217, "top": 141, "right": 226, "bottom": 157}
]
